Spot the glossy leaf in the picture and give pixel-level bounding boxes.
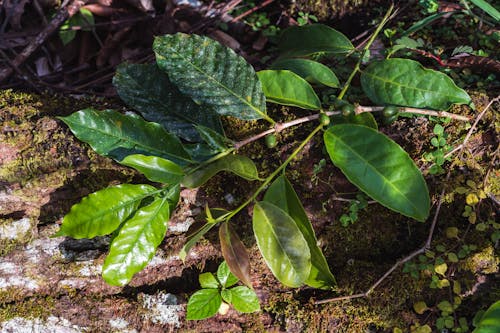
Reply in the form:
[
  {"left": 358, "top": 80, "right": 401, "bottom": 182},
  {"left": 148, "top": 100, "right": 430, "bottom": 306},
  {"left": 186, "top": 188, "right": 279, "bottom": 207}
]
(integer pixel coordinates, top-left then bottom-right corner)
[
  {"left": 184, "top": 143, "right": 220, "bottom": 163},
  {"left": 154, "top": 33, "right": 267, "bottom": 120},
  {"left": 400, "top": 11, "right": 458, "bottom": 37},
  {"left": 120, "top": 154, "right": 184, "bottom": 184},
  {"left": 271, "top": 58, "right": 339, "bottom": 88},
  {"left": 217, "top": 261, "right": 239, "bottom": 288},
  {"left": 60, "top": 109, "right": 192, "bottom": 165},
  {"left": 324, "top": 125, "right": 430, "bottom": 221},
  {"left": 219, "top": 223, "right": 252, "bottom": 288},
  {"left": 186, "top": 289, "right": 222, "bottom": 320},
  {"left": 227, "top": 286, "right": 260, "bottom": 313},
  {"left": 473, "top": 301, "right": 500, "bottom": 333},
  {"left": 252, "top": 201, "right": 311, "bottom": 287},
  {"left": 264, "top": 175, "right": 336, "bottom": 289},
  {"left": 182, "top": 154, "right": 260, "bottom": 188},
  {"left": 199, "top": 272, "right": 219, "bottom": 289},
  {"left": 102, "top": 185, "right": 180, "bottom": 286},
  {"left": 329, "top": 112, "right": 378, "bottom": 130},
  {"left": 113, "top": 63, "right": 223, "bottom": 142},
  {"left": 257, "top": 70, "right": 321, "bottom": 110},
  {"left": 55, "top": 184, "right": 157, "bottom": 238},
  {"left": 361, "top": 58, "right": 472, "bottom": 110},
  {"left": 470, "top": 0, "right": 500, "bottom": 22},
  {"left": 278, "top": 24, "right": 354, "bottom": 58}
]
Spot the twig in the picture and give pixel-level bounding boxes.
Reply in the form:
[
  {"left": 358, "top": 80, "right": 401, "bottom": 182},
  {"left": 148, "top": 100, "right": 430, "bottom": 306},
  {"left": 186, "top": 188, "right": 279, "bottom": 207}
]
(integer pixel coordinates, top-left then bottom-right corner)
[
  {"left": 0, "top": 0, "right": 88, "bottom": 83},
  {"left": 230, "top": 0, "right": 275, "bottom": 23},
  {"left": 314, "top": 95, "right": 499, "bottom": 305},
  {"left": 356, "top": 106, "right": 471, "bottom": 121}
]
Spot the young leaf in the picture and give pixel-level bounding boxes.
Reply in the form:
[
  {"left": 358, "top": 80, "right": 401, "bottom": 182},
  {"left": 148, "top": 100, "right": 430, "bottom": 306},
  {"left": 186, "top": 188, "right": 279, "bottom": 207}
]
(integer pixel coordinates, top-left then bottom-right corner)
[
  {"left": 473, "top": 300, "right": 500, "bottom": 333},
  {"left": 252, "top": 201, "right": 311, "bottom": 287},
  {"left": 153, "top": 33, "right": 267, "bottom": 120},
  {"left": 219, "top": 223, "right": 253, "bottom": 288},
  {"left": 102, "top": 185, "right": 180, "bottom": 286},
  {"left": 278, "top": 24, "right": 354, "bottom": 58},
  {"left": 257, "top": 70, "right": 321, "bottom": 110},
  {"left": 113, "top": 63, "right": 223, "bottom": 142},
  {"left": 264, "top": 175, "right": 336, "bottom": 289},
  {"left": 59, "top": 109, "right": 192, "bottom": 165},
  {"left": 227, "top": 286, "right": 260, "bottom": 313},
  {"left": 120, "top": 154, "right": 185, "bottom": 184},
  {"left": 360, "top": 58, "right": 472, "bottom": 110},
  {"left": 55, "top": 184, "right": 157, "bottom": 238},
  {"left": 220, "top": 289, "right": 232, "bottom": 304},
  {"left": 186, "top": 289, "right": 222, "bottom": 320},
  {"left": 217, "top": 261, "right": 239, "bottom": 288},
  {"left": 271, "top": 58, "right": 339, "bottom": 88},
  {"left": 324, "top": 125, "right": 430, "bottom": 221},
  {"left": 199, "top": 272, "right": 220, "bottom": 289},
  {"left": 182, "top": 154, "right": 260, "bottom": 188}
]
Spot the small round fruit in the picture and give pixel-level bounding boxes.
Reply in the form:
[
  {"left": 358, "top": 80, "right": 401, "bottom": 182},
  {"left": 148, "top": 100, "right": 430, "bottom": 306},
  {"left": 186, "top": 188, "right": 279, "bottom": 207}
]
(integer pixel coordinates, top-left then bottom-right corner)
[
  {"left": 341, "top": 104, "right": 355, "bottom": 117},
  {"left": 265, "top": 134, "right": 277, "bottom": 148},
  {"left": 382, "top": 106, "right": 399, "bottom": 118},
  {"left": 319, "top": 113, "right": 330, "bottom": 126}
]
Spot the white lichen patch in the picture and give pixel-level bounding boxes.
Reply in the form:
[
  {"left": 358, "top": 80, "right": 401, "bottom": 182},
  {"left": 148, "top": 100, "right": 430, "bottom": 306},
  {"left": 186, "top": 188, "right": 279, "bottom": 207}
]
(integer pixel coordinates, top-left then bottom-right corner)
[
  {"left": 0, "top": 218, "right": 32, "bottom": 240},
  {"left": 140, "top": 292, "right": 182, "bottom": 327},
  {"left": 168, "top": 217, "right": 194, "bottom": 233},
  {"left": 109, "top": 318, "right": 137, "bottom": 333},
  {"left": 77, "top": 262, "right": 102, "bottom": 277},
  {"left": 24, "top": 237, "right": 64, "bottom": 264},
  {"left": 0, "top": 276, "right": 38, "bottom": 290},
  {"left": 0, "top": 316, "right": 88, "bottom": 333}
]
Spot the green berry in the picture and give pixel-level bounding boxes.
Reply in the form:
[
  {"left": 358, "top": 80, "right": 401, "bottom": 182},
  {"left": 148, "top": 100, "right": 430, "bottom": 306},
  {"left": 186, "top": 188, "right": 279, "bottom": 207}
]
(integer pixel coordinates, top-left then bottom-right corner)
[
  {"left": 383, "top": 114, "right": 398, "bottom": 125},
  {"left": 319, "top": 113, "right": 330, "bottom": 126},
  {"left": 265, "top": 134, "right": 277, "bottom": 148},
  {"left": 341, "top": 104, "right": 355, "bottom": 117},
  {"left": 382, "top": 106, "right": 399, "bottom": 118}
]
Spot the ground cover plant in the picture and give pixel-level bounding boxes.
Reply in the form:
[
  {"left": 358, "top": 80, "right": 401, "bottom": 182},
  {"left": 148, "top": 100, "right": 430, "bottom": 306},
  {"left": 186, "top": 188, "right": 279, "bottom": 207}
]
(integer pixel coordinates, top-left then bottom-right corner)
[{"left": 52, "top": 2, "right": 487, "bottom": 314}]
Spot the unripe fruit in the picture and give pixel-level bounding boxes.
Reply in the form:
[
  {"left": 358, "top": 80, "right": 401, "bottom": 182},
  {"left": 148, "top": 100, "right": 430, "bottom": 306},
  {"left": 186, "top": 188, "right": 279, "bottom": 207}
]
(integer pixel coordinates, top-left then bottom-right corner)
[
  {"left": 382, "top": 106, "right": 399, "bottom": 118},
  {"left": 319, "top": 113, "right": 330, "bottom": 126},
  {"left": 341, "top": 104, "right": 355, "bottom": 117},
  {"left": 265, "top": 134, "right": 277, "bottom": 148},
  {"left": 383, "top": 114, "right": 398, "bottom": 125}
]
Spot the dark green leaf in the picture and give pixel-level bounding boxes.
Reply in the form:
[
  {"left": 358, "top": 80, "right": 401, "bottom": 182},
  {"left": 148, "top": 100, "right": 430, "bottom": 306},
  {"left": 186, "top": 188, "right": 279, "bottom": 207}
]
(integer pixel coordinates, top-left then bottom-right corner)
[
  {"left": 114, "top": 63, "right": 223, "bottom": 142},
  {"left": 473, "top": 301, "right": 500, "bottom": 333},
  {"left": 102, "top": 185, "right": 180, "bottom": 286},
  {"left": 154, "top": 33, "right": 267, "bottom": 120},
  {"left": 120, "top": 154, "right": 184, "bottom": 184},
  {"left": 186, "top": 289, "right": 222, "bottom": 320},
  {"left": 278, "top": 24, "right": 354, "bottom": 58},
  {"left": 271, "top": 58, "right": 339, "bottom": 88},
  {"left": 182, "top": 154, "right": 260, "bottom": 188},
  {"left": 470, "top": 0, "right": 500, "bottom": 22},
  {"left": 324, "top": 125, "right": 430, "bottom": 221},
  {"left": 217, "top": 261, "right": 239, "bottom": 288},
  {"left": 257, "top": 70, "right": 321, "bottom": 110},
  {"left": 329, "top": 112, "right": 378, "bottom": 130},
  {"left": 219, "top": 223, "right": 252, "bottom": 288},
  {"left": 184, "top": 143, "right": 219, "bottom": 163},
  {"left": 252, "top": 201, "right": 311, "bottom": 287},
  {"left": 55, "top": 184, "right": 157, "bottom": 238},
  {"left": 199, "top": 272, "right": 219, "bottom": 289},
  {"left": 228, "top": 286, "right": 260, "bottom": 313},
  {"left": 361, "top": 58, "right": 472, "bottom": 110},
  {"left": 59, "top": 109, "right": 192, "bottom": 165},
  {"left": 400, "top": 12, "right": 458, "bottom": 37},
  {"left": 264, "top": 175, "right": 336, "bottom": 289},
  {"left": 195, "top": 125, "right": 231, "bottom": 152}
]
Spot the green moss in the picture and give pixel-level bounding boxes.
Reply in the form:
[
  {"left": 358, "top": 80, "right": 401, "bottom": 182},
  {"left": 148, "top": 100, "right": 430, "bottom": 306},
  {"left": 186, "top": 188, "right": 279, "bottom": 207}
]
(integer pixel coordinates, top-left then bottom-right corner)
[
  {"left": 291, "top": 0, "right": 380, "bottom": 20},
  {"left": 461, "top": 245, "right": 499, "bottom": 275},
  {"left": 0, "top": 296, "right": 55, "bottom": 321}
]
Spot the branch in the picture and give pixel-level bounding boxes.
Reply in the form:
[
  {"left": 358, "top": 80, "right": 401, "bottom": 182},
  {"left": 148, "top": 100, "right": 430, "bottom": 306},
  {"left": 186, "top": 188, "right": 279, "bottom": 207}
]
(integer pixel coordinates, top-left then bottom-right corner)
[
  {"left": 314, "top": 95, "right": 499, "bottom": 305},
  {"left": 356, "top": 106, "right": 471, "bottom": 122},
  {"left": 0, "top": 0, "right": 88, "bottom": 83}
]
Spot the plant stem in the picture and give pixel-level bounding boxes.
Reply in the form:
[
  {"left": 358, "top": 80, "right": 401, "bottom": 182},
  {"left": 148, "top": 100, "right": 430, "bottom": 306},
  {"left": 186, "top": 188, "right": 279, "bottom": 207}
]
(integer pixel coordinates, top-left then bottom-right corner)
[
  {"left": 227, "top": 124, "right": 324, "bottom": 220},
  {"left": 337, "top": 3, "right": 395, "bottom": 100},
  {"left": 184, "top": 148, "right": 235, "bottom": 174}
]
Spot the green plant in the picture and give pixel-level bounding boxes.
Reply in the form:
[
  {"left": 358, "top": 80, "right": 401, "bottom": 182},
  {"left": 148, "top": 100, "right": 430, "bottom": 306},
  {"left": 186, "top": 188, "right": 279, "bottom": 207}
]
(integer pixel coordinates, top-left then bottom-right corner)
[
  {"left": 339, "top": 194, "right": 368, "bottom": 227},
  {"left": 55, "top": 6, "right": 473, "bottom": 294},
  {"left": 186, "top": 261, "right": 260, "bottom": 320},
  {"left": 472, "top": 300, "right": 500, "bottom": 332},
  {"left": 422, "top": 122, "right": 452, "bottom": 175},
  {"left": 297, "top": 11, "right": 318, "bottom": 26},
  {"left": 59, "top": 8, "right": 95, "bottom": 45}
]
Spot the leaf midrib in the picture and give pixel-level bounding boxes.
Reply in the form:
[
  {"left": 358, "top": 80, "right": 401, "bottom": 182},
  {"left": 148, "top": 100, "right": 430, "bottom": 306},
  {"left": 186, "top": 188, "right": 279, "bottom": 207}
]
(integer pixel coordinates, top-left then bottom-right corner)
[
  {"left": 158, "top": 39, "right": 267, "bottom": 118},
  {"left": 326, "top": 130, "right": 424, "bottom": 219}
]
